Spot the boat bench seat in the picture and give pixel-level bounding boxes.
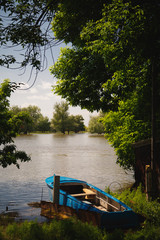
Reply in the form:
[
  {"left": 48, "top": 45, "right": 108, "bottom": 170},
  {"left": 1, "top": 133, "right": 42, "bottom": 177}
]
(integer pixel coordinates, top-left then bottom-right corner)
[{"left": 71, "top": 188, "right": 96, "bottom": 200}]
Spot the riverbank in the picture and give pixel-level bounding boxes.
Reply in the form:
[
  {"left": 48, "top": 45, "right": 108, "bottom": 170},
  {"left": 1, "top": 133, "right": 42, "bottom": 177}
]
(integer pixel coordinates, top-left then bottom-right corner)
[{"left": 0, "top": 186, "right": 160, "bottom": 240}]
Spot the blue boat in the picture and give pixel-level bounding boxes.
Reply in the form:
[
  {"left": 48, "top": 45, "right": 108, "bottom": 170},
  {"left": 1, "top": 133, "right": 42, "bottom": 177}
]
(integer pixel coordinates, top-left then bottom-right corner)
[{"left": 45, "top": 175, "right": 139, "bottom": 229}]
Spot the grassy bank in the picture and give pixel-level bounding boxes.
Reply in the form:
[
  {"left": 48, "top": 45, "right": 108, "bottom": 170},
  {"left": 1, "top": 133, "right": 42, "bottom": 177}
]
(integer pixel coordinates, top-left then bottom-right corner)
[{"left": 0, "top": 186, "right": 160, "bottom": 240}]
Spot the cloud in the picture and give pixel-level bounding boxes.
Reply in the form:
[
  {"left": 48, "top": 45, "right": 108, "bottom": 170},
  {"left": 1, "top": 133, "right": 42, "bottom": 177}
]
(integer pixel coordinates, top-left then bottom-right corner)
[
  {"left": 29, "top": 87, "right": 38, "bottom": 94},
  {"left": 27, "top": 95, "right": 51, "bottom": 100},
  {"left": 39, "top": 80, "right": 52, "bottom": 90}
]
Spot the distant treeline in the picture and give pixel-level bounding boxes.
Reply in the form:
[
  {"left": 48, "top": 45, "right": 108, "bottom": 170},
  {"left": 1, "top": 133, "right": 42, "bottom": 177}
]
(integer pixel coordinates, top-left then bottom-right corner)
[{"left": 10, "top": 102, "right": 86, "bottom": 134}]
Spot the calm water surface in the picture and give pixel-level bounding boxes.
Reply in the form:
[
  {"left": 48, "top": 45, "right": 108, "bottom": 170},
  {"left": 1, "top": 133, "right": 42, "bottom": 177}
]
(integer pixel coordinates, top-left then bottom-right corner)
[{"left": 0, "top": 133, "right": 134, "bottom": 221}]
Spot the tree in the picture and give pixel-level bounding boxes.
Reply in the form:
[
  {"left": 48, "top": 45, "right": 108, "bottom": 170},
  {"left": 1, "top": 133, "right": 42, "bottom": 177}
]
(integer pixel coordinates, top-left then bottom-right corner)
[
  {"left": 0, "top": 80, "right": 30, "bottom": 168},
  {"left": 67, "top": 115, "right": 85, "bottom": 134},
  {"left": 12, "top": 111, "right": 33, "bottom": 134},
  {"left": 51, "top": 101, "right": 85, "bottom": 134},
  {"left": 37, "top": 116, "right": 51, "bottom": 132},
  {"left": 88, "top": 114, "right": 104, "bottom": 135},
  {"left": 102, "top": 95, "right": 151, "bottom": 169},
  {"left": 0, "top": 0, "right": 58, "bottom": 70},
  {"left": 22, "top": 105, "right": 42, "bottom": 131},
  {"left": 0, "top": 0, "right": 106, "bottom": 79},
  {"left": 51, "top": 48, "right": 110, "bottom": 112},
  {"left": 72, "top": 115, "right": 85, "bottom": 133},
  {"left": 10, "top": 105, "right": 45, "bottom": 133},
  {"left": 51, "top": 101, "right": 70, "bottom": 134},
  {"left": 50, "top": 0, "right": 160, "bottom": 170},
  {"left": 51, "top": 0, "right": 153, "bottom": 112}
]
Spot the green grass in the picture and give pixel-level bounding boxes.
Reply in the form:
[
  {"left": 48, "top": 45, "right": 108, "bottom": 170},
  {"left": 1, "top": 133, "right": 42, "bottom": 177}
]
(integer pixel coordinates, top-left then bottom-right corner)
[{"left": 112, "top": 185, "right": 160, "bottom": 226}]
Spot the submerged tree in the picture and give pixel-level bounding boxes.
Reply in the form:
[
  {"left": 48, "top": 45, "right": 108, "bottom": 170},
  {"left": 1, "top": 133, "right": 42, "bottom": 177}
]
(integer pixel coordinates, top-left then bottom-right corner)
[
  {"left": 66, "top": 115, "right": 85, "bottom": 134},
  {"left": 51, "top": 101, "right": 85, "bottom": 134},
  {"left": 51, "top": 101, "right": 70, "bottom": 134},
  {"left": 88, "top": 113, "right": 104, "bottom": 135},
  {"left": 10, "top": 105, "right": 51, "bottom": 133},
  {"left": 37, "top": 116, "right": 51, "bottom": 132},
  {"left": 0, "top": 80, "right": 30, "bottom": 168}
]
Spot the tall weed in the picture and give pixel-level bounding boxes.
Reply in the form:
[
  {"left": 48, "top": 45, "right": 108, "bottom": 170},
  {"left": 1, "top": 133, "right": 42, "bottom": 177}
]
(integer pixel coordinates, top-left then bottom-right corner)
[
  {"left": 5, "top": 218, "right": 107, "bottom": 240},
  {"left": 125, "top": 225, "right": 160, "bottom": 240},
  {"left": 42, "top": 218, "right": 106, "bottom": 240},
  {"left": 113, "top": 185, "right": 160, "bottom": 226},
  {"left": 6, "top": 222, "right": 19, "bottom": 240},
  {"left": 6, "top": 221, "right": 44, "bottom": 240}
]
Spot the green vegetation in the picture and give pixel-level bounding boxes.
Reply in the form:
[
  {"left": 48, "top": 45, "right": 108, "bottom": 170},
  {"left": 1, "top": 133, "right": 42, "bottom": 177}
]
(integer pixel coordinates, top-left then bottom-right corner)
[
  {"left": 10, "top": 101, "right": 85, "bottom": 135},
  {"left": 0, "top": 80, "right": 30, "bottom": 168},
  {"left": 10, "top": 105, "right": 51, "bottom": 134},
  {"left": 0, "top": 219, "right": 106, "bottom": 240},
  {"left": 88, "top": 112, "right": 105, "bottom": 134},
  {"left": 50, "top": 0, "right": 160, "bottom": 170},
  {"left": 51, "top": 101, "right": 85, "bottom": 134},
  {"left": 112, "top": 185, "right": 160, "bottom": 226},
  {"left": 0, "top": 186, "right": 160, "bottom": 240},
  {"left": 102, "top": 95, "right": 151, "bottom": 169}
]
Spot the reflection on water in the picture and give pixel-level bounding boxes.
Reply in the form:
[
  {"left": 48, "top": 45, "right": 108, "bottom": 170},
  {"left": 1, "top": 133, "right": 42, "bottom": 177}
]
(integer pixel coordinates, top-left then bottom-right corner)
[{"left": 0, "top": 133, "right": 134, "bottom": 220}]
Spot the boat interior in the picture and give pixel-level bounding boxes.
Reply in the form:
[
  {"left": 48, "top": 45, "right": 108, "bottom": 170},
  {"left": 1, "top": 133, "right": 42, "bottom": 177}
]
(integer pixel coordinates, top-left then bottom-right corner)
[{"left": 60, "top": 182, "right": 126, "bottom": 212}]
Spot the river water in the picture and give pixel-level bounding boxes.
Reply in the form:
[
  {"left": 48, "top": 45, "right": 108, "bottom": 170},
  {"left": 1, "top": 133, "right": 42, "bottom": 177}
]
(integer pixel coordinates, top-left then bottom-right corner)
[{"left": 0, "top": 133, "right": 134, "bottom": 221}]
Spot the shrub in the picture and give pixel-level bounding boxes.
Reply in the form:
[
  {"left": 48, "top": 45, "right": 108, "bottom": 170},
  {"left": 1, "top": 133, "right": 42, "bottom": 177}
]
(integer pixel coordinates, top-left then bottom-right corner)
[
  {"left": 6, "top": 222, "right": 19, "bottom": 240},
  {"left": 125, "top": 225, "right": 160, "bottom": 240},
  {"left": 112, "top": 185, "right": 160, "bottom": 226},
  {"left": 42, "top": 218, "right": 106, "bottom": 240}
]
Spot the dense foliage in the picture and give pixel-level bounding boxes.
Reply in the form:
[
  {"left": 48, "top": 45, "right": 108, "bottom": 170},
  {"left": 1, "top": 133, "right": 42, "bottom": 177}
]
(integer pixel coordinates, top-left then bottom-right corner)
[
  {"left": 102, "top": 94, "right": 151, "bottom": 169},
  {"left": 51, "top": 101, "right": 85, "bottom": 134},
  {"left": 88, "top": 113, "right": 105, "bottom": 134},
  {"left": 113, "top": 185, "right": 160, "bottom": 226},
  {"left": 10, "top": 105, "right": 51, "bottom": 133},
  {"left": 0, "top": 80, "right": 30, "bottom": 168},
  {"left": 0, "top": 0, "right": 105, "bottom": 70},
  {"left": 50, "top": 0, "right": 160, "bottom": 170}
]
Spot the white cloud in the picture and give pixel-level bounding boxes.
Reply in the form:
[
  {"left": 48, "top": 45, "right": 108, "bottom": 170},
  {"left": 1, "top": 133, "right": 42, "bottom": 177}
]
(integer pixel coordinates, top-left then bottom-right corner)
[
  {"left": 29, "top": 87, "right": 38, "bottom": 94},
  {"left": 27, "top": 95, "right": 50, "bottom": 101},
  {"left": 39, "top": 80, "right": 52, "bottom": 90}
]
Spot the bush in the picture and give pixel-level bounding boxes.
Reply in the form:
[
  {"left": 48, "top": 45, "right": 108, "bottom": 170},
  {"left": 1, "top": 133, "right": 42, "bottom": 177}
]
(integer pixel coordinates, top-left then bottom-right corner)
[
  {"left": 42, "top": 218, "right": 106, "bottom": 240},
  {"left": 125, "top": 225, "right": 160, "bottom": 240},
  {"left": 6, "top": 222, "right": 19, "bottom": 240},
  {"left": 4, "top": 218, "right": 107, "bottom": 240},
  {"left": 6, "top": 221, "right": 44, "bottom": 240},
  {"left": 113, "top": 185, "right": 160, "bottom": 226}
]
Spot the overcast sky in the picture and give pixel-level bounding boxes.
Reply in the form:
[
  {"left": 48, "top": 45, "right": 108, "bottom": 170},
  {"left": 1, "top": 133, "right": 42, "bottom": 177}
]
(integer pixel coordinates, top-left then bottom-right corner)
[{"left": 0, "top": 43, "right": 97, "bottom": 126}]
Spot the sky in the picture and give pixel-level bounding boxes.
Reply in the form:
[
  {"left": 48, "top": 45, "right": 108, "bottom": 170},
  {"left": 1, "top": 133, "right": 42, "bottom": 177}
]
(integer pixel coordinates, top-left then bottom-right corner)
[{"left": 0, "top": 43, "right": 98, "bottom": 126}]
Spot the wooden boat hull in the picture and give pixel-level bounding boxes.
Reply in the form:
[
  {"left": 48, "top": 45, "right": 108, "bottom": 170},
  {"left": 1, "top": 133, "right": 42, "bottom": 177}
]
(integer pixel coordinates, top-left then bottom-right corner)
[{"left": 45, "top": 175, "right": 139, "bottom": 229}]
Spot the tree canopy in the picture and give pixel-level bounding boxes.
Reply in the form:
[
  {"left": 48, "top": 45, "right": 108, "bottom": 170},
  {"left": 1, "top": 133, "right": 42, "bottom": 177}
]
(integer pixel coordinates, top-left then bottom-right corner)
[
  {"left": 0, "top": 0, "right": 58, "bottom": 70},
  {"left": 51, "top": 0, "right": 156, "bottom": 112},
  {"left": 0, "top": 80, "right": 30, "bottom": 168},
  {"left": 50, "top": 0, "right": 160, "bottom": 169},
  {"left": 0, "top": 0, "right": 105, "bottom": 71},
  {"left": 51, "top": 101, "right": 85, "bottom": 134},
  {"left": 88, "top": 113, "right": 105, "bottom": 135},
  {"left": 10, "top": 105, "right": 51, "bottom": 133}
]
